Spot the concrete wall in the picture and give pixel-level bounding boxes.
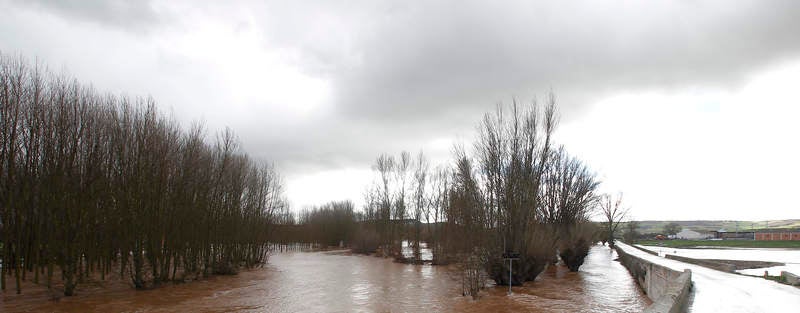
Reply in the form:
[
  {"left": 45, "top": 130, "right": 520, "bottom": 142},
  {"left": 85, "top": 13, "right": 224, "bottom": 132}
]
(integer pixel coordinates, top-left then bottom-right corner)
[
  {"left": 782, "top": 271, "right": 800, "bottom": 286},
  {"left": 665, "top": 254, "right": 735, "bottom": 273},
  {"left": 629, "top": 243, "right": 659, "bottom": 256},
  {"left": 616, "top": 246, "right": 693, "bottom": 313},
  {"left": 665, "top": 254, "right": 782, "bottom": 273}
]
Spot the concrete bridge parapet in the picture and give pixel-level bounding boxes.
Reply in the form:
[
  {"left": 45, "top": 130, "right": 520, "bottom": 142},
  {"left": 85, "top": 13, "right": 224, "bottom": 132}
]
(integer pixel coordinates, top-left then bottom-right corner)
[{"left": 615, "top": 244, "right": 693, "bottom": 313}]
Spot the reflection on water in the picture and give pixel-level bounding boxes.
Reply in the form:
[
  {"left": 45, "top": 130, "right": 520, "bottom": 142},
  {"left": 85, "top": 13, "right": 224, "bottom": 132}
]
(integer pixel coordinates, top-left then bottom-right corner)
[
  {"left": 2, "top": 245, "right": 649, "bottom": 312},
  {"left": 401, "top": 240, "right": 434, "bottom": 261},
  {"left": 455, "top": 245, "right": 650, "bottom": 313}
]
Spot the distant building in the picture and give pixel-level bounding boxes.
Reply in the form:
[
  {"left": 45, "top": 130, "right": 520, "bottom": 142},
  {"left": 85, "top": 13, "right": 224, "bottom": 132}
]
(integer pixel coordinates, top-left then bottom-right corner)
[
  {"left": 712, "top": 229, "right": 754, "bottom": 240},
  {"left": 754, "top": 229, "right": 800, "bottom": 241},
  {"left": 676, "top": 228, "right": 707, "bottom": 240}
]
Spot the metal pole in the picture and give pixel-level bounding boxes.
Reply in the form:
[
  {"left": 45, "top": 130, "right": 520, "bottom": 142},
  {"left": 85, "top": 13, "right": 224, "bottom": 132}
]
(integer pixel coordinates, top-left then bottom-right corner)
[{"left": 508, "top": 259, "right": 512, "bottom": 294}]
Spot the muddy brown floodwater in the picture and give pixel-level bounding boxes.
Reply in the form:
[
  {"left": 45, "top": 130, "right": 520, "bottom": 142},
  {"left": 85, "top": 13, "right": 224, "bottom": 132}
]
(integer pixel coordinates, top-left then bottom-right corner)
[{"left": 2, "top": 245, "right": 649, "bottom": 312}]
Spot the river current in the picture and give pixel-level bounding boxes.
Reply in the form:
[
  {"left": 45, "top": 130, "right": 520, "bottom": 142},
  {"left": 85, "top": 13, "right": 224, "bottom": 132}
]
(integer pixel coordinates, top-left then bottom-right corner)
[{"left": 2, "top": 245, "right": 649, "bottom": 312}]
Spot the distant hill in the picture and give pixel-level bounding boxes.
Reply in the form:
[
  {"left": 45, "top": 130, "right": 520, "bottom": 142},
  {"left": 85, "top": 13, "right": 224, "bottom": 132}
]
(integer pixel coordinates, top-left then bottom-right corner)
[{"left": 632, "top": 219, "right": 800, "bottom": 234}]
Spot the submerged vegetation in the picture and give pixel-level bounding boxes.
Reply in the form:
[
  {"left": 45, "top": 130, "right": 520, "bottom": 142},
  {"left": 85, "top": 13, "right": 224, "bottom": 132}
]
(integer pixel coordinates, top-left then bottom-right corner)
[
  {"left": 0, "top": 53, "right": 288, "bottom": 295},
  {"left": 354, "top": 95, "right": 605, "bottom": 297}
]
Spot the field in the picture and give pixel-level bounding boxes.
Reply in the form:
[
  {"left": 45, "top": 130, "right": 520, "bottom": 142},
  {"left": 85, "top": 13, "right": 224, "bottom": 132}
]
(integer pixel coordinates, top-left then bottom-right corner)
[
  {"left": 637, "top": 240, "right": 800, "bottom": 249},
  {"left": 633, "top": 219, "right": 800, "bottom": 234}
]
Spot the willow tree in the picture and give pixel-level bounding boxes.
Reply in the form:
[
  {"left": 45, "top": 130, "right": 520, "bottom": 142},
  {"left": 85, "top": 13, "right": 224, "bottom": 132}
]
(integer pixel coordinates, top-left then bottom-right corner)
[
  {"left": 361, "top": 92, "right": 602, "bottom": 285},
  {"left": 540, "top": 147, "right": 599, "bottom": 271},
  {"left": 474, "top": 95, "right": 559, "bottom": 285}
]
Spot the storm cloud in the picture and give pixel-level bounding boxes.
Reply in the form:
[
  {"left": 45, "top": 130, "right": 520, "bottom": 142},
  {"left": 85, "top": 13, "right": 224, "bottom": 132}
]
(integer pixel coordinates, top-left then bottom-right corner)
[{"left": 2, "top": 0, "right": 799, "bottom": 217}]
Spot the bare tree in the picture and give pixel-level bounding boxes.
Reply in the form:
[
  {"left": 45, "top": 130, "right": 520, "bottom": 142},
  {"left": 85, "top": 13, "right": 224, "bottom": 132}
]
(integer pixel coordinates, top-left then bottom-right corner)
[
  {"left": 599, "top": 193, "right": 629, "bottom": 247},
  {"left": 540, "top": 147, "right": 600, "bottom": 271},
  {"left": 664, "top": 222, "right": 681, "bottom": 236},
  {"left": 356, "top": 92, "right": 605, "bottom": 298},
  {"left": 0, "top": 53, "right": 285, "bottom": 296},
  {"left": 296, "top": 201, "right": 357, "bottom": 247},
  {"left": 411, "top": 151, "right": 429, "bottom": 260},
  {"left": 623, "top": 220, "right": 640, "bottom": 243},
  {"left": 427, "top": 165, "right": 450, "bottom": 263},
  {"left": 393, "top": 151, "right": 411, "bottom": 252},
  {"left": 473, "top": 95, "right": 560, "bottom": 285},
  {"left": 372, "top": 154, "right": 394, "bottom": 253}
]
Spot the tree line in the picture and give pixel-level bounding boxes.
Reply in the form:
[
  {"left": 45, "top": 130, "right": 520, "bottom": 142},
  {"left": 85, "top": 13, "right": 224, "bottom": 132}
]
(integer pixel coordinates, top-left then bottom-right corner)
[
  {"left": 295, "top": 200, "right": 360, "bottom": 247},
  {"left": 0, "top": 53, "right": 288, "bottom": 296},
  {"left": 1, "top": 52, "right": 628, "bottom": 301},
  {"left": 360, "top": 95, "right": 606, "bottom": 297}
]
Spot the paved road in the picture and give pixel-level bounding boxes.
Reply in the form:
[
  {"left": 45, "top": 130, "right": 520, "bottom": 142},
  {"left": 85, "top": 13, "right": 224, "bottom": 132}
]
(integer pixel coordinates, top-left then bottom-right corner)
[
  {"left": 640, "top": 245, "right": 800, "bottom": 276},
  {"left": 617, "top": 242, "right": 800, "bottom": 312}
]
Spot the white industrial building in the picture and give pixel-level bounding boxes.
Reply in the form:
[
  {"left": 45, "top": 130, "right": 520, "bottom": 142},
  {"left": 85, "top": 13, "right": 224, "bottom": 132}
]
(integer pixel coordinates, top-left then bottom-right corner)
[{"left": 676, "top": 228, "right": 707, "bottom": 240}]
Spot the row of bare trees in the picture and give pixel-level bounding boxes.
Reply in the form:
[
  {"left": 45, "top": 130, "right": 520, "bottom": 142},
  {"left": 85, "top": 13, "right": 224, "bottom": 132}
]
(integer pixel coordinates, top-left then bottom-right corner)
[
  {"left": 361, "top": 151, "right": 439, "bottom": 259},
  {"left": 295, "top": 201, "right": 359, "bottom": 247},
  {"left": 0, "top": 54, "right": 287, "bottom": 296},
  {"left": 362, "top": 94, "right": 606, "bottom": 297},
  {"left": 266, "top": 200, "right": 384, "bottom": 254}
]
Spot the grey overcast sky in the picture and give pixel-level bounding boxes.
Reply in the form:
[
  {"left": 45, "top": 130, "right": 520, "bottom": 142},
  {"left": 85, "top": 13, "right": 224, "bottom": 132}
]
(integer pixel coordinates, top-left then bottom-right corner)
[{"left": 2, "top": 0, "right": 799, "bottom": 221}]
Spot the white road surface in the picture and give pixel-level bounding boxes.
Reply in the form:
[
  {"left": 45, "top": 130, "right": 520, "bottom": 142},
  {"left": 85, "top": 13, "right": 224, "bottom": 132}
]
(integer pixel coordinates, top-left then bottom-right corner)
[
  {"left": 639, "top": 245, "right": 800, "bottom": 276},
  {"left": 616, "top": 242, "right": 800, "bottom": 312}
]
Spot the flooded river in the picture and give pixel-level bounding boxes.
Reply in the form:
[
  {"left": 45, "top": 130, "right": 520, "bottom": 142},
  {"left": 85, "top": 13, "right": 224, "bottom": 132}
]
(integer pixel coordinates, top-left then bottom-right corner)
[{"left": 2, "top": 245, "right": 649, "bottom": 312}]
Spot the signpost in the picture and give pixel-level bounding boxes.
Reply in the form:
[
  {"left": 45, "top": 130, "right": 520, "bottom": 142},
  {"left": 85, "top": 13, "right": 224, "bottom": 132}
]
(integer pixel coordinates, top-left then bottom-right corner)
[{"left": 502, "top": 251, "right": 520, "bottom": 295}]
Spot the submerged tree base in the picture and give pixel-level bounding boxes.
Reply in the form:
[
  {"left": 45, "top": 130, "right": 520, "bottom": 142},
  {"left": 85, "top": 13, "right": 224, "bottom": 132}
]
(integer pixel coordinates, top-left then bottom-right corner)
[
  {"left": 212, "top": 262, "right": 240, "bottom": 276},
  {"left": 559, "top": 246, "right": 590, "bottom": 272},
  {"left": 488, "top": 257, "right": 549, "bottom": 286}
]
